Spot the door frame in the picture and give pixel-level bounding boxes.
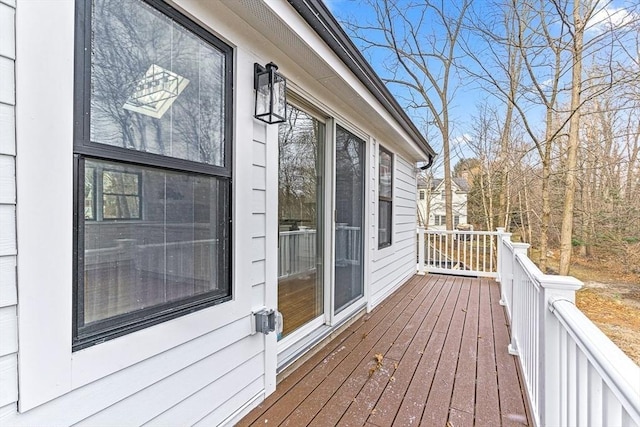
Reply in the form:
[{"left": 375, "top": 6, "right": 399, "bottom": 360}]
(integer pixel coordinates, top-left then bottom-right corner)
[
  {"left": 328, "top": 120, "right": 370, "bottom": 328},
  {"left": 275, "top": 95, "right": 371, "bottom": 365}
]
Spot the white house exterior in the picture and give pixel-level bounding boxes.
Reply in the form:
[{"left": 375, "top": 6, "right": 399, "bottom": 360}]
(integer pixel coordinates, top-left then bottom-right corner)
[
  {"left": 417, "top": 177, "right": 469, "bottom": 230},
  {"left": 0, "top": 0, "right": 435, "bottom": 425}
]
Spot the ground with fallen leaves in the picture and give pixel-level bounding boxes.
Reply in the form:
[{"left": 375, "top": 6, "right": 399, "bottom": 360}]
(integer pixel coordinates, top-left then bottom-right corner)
[{"left": 557, "top": 251, "right": 640, "bottom": 366}]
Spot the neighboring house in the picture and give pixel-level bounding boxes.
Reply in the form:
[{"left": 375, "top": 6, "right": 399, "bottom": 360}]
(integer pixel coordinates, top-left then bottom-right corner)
[
  {"left": 417, "top": 177, "right": 469, "bottom": 230},
  {"left": 0, "top": 0, "right": 435, "bottom": 425}
]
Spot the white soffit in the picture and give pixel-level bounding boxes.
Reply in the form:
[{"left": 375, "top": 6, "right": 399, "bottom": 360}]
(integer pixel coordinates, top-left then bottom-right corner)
[
  {"left": 222, "top": 3, "right": 391, "bottom": 126},
  {"left": 221, "top": 0, "right": 427, "bottom": 160}
]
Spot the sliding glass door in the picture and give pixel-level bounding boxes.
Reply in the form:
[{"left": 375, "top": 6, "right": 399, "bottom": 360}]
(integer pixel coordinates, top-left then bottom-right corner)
[
  {"left": 278, "top": 111, "right": 366, "bottom": 341},
  {"left": 277, "top": 105, "right": 324, "bottom": 338},
  {"left": 334, "top": 125, "right": 365, "bottom": 314}
]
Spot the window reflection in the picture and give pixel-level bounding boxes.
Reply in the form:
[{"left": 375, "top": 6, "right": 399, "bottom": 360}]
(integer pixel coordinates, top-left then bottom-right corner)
[
  {"left": 334, "top": 125, "right": 365, "bottom": 313},
  {"left": 90, "top": 0, "right": 226, "bottom": 166},
  {"left": 277, "top": 106, "right": 325, "bottom": 338},
  {"left": 83, "top": 159, "right": 229, "bottom": 324}
]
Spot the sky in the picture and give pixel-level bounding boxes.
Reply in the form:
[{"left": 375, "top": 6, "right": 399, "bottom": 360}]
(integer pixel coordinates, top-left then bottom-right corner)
[{"left": 323, "top": 0, "right": 640, "bottom": 175}]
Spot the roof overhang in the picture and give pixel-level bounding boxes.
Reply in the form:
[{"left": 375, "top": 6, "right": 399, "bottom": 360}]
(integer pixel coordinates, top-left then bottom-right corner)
[
  {"left": 216, "top": 0, "right": 435, "bottom": 161},
  {"left": 288, "top": 0, "right": 436, "bottom": 159}
]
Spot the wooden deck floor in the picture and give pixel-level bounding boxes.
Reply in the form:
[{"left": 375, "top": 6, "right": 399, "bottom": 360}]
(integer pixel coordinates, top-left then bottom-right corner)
[{"left": 238, "top": 274, "right": 530, "bottom": 426}]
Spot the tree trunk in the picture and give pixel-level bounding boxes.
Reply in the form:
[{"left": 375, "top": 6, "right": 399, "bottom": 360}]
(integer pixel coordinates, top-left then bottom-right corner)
[{"left": 559, "top": 0, "right": 584, "bottom": 275}]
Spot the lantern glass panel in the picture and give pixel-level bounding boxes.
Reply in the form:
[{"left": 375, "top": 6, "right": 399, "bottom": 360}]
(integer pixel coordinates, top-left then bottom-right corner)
[
  {"left": 272, "top": 74, "right": 286, "bottom": 121},
  {"left": 255, "top": 71, "right": 271, "bottom": 118}
]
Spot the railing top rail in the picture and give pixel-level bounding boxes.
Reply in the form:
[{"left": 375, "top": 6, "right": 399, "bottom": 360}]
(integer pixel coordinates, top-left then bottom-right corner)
[
  {"left": 279, "top": 229, "right": 317, "bottom": 236},
  {"left": 417, "top": 228, "right": 502, "bottom": 237},
  {"left": 514, "top": 252, "right": 583, "bottom": 291},
  {"left": 549, "top": 297, "right": 640, "bottom": 423}
]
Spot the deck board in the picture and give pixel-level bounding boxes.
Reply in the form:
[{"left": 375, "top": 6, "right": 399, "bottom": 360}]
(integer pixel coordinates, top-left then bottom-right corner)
[
  {"left": 237, "top": 274, "right": 530, "bottom": 427},
  {"left": 449, "top": 277, "right": 481, "bottom": 422},
  {"left": 475, "top": 278, "right": 502, "bottom": 426}
]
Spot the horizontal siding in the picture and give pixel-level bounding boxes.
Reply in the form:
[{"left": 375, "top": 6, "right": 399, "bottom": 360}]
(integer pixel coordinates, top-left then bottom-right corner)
[
  {"left": 76, "top": 338, "right": 263, "bottom": 426},
  {"left": 0, "top": 0, "right": 17, "bottom": 415},
  {"left": 251, "top": 260, "right": 266, "bottom": 286},
  {"left": 0, "top": 57, "right": 14, "bottom": 105},
  {"left": 0, "top": 155, "right": 15, "bottom": 203},
  {"left": 193, "top": 377, "right": 263, "bottom": 426},
  {"left": 0, "top": 317, "right": 257, "bottom": 426},
  {"left": 0, "top": 306, "right": 17, "bottom": 356},
  {"left": 0, "top": 354, "right": 17, "bottom": 407},
  {"left": 0, "top": 256, "right": 16, "bottom": 306},
  {"left": 0, "top": 3, "right": 15, "bottom": 60},
  {"left": 0, "top": 205, "right": 16, "bottom": 256},
  {"left": 0, "top": 0, "right": 16, "bottom": 11},
  {"left": 145, "top": 355, "right": 263, "bottom": 426},
  {"left": 252, "top": 135, "right": 268, "bottom": 313},
  {"left": 370, "top": 153, "right": 417, "bottom": 308},
  {"left": 0, "top": 103, "right": 15, "bottom": 155}
]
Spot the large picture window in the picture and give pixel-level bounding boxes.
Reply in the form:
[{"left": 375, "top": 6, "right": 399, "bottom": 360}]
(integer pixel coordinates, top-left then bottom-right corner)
[
  {"left": 73, "top": 0, "right": 233, "bottom": 350},
  {"left": 378, "top": 146, "right": 393, "bottom": 248}
]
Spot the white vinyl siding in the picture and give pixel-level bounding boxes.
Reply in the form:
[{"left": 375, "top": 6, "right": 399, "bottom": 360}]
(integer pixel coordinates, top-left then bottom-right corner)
[
  {"left": 370, "top": 155, "right": 417, "bottom": 308},
  {"left": 0, "top": 0, "right": 17, "bottom": 414},
  {"left": 5, "top": 1, "right": 270, "bottom": 424}
]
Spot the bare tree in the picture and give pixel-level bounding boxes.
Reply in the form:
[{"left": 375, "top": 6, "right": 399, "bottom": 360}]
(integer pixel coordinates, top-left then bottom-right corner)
[
  {"left": 344, "top": 0, "right": 471, "bottom": 230},
  {"left": 463, "top": 0, "right": 576, "bottom": 271},
  {"left": 557, "top": 0, "right": 640, "bottom": 274}
]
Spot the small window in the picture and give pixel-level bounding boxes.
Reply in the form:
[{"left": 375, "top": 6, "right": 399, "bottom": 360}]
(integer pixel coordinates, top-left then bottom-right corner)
[
  {"left": 454, "top": 215, "right": 460, "bottom": 227},
  {"left": 434, "top": 215, "right": 446, "bottom": 226},
  {"left": 102, "top": 169, "right": 142, "bottom": 220},
  {"left": 84, "top": 166, "right": 96, "bottom": 220},
  {"left": 73, "top": 0, "right": 233, "bottom": 350},
  {"left": 419, "top": 190, "right": 425, "bottom": 200},
  {"left": 378, "top": 146, "right": 393, "bottom": 248}
]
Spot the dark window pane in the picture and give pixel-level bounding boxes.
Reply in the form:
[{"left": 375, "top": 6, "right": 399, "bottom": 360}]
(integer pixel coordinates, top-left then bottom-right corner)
[
  {"left": 378, "top": 200, "right": 392, "bottom": 247},
  {"left": 85, "top": 167, "right": 96, "bottom": 220},
  {"left": 90, "top": 0, "right": 226, "bottom": 166},
  {"left": 82, "top": 159, "right": 230, "bottom": 325},
  {"left": 334, "top": 125, "right": 365, "bottom": 313},
  {"left": 379, "top": 148, "right": 392, "bottom": 198},
  {"left": 378, "top": 146, "right": 392, "bottom": 248}
]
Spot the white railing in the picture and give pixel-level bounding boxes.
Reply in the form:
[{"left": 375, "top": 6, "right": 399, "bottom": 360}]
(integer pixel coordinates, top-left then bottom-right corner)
[
  {"left": 417, "top": 227, "right": 640, "bottom": 426},
  {"left": 335, "top": 224, "right": 361, "bottom": 266},
  {"left": 416, "top": 228, "right": 499, "bottom": 277},
  {"left": 85, "top": 238, "right": 218, "bottom": 282},
  {"left": 278, "top": 230, "right": 316, "bottom": 279},
  {"left": 278, "top": 226, "right": 361, "bottom": 279},
  {"left": 498, "top": 232, "right": 640, "bottom": 427}
]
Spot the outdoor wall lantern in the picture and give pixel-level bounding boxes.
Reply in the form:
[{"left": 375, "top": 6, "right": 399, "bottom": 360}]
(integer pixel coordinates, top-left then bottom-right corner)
[{"left": 254, "top": 62, "right": 287, "bottom": 124}]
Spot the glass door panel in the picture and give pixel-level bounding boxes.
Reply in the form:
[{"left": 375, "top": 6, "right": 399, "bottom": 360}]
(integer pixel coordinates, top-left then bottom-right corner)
[
  {"left": 278, "top": 106, "right": 324, "bottom": 338},
  {"left": 334, "top": 125, "right": 365, "bottom": 314}
]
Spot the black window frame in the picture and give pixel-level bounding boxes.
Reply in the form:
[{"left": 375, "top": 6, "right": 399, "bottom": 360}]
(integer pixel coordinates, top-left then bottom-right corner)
[
  {"left": 72, "top": 0, "right": 234, "bottom": 351},
  {"left": 378, "top": 145, "right": 393, "bottom": 249}
]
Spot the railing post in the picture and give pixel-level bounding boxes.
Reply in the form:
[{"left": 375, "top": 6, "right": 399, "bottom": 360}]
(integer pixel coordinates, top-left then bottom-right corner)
[
  {"left": 507, "top": 242, "right": 529, "bottom": 356},
  {"left": 496, "top": 228, "right": 512, "bottom": 307},
  {"left": 538, "top": 275, "right": 583, "bottom": 427},
  {"left": 417, "top": 227, "right": 425, "bottom": 275},
  {"left": 496, "top": 227, "right": 506, "bottom": 283}
]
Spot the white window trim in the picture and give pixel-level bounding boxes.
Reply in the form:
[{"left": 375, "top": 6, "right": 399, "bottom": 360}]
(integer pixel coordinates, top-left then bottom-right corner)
[
  {"left": 329, "top": 121, "right": 370, "bottom": 326},
  {"left": 15, "top": 2, "right": 254, "bottom": 411}
]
